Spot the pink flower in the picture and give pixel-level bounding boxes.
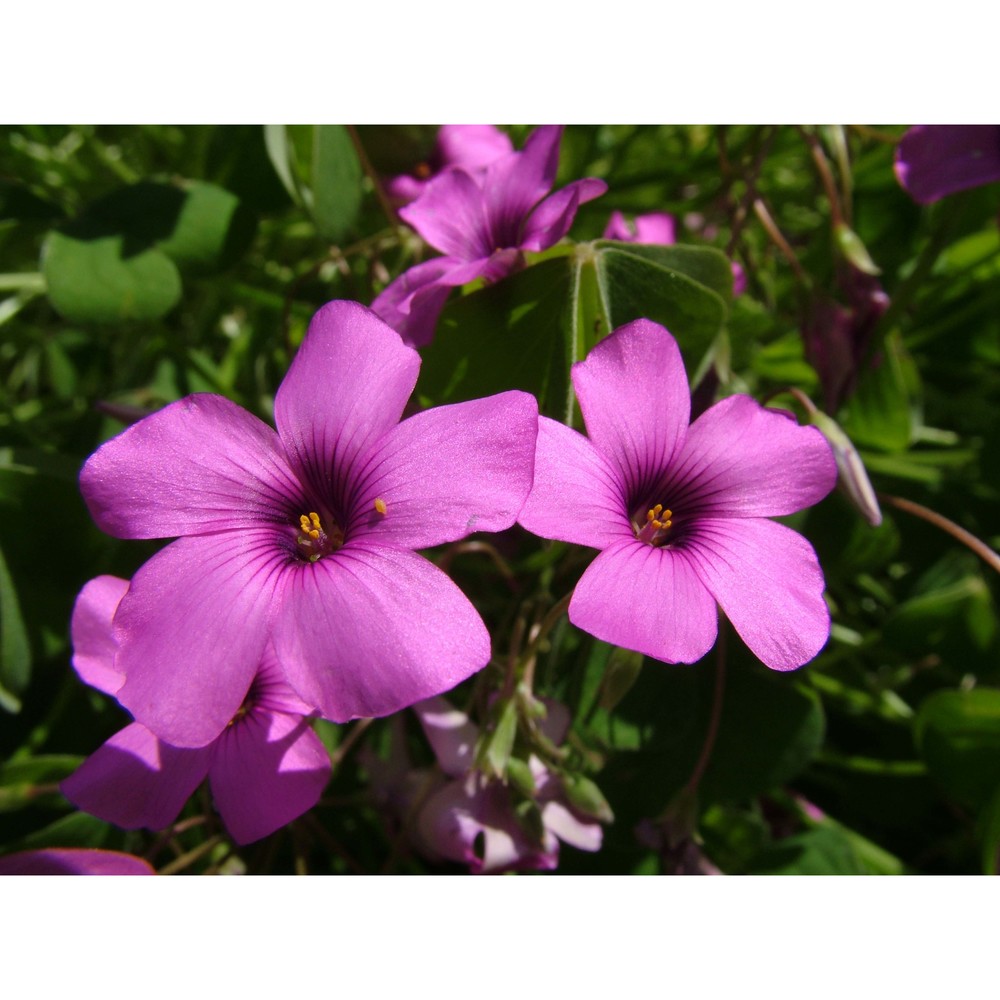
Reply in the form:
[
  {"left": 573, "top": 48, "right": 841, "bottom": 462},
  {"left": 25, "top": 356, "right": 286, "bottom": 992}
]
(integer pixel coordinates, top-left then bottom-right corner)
[
  {"left": 0, "top": 848, "right": 155, "bottom": 875},
  {"left": 372, "top": 125, "right": 607, "bottom": 346},
  {"left": 603, "top": 210, "right": 677, "bottom": 245},
  {"left": 386, "top": 125, "right": 513, "bottom": 204},
  {"left": 895, "top": 125, "right": 1000, "bottom": 204},
  {"left": 411, "top": 697, "right": 603, "bottom": 874},
  {"left": 518, "top": 318, "right": 837, "bottom": 671},
  {"left": 61, "top": 576, "right": 331, "bottom": 845},
  {"left": 80, "top": 301, "right": 538, "bottom": 747}
]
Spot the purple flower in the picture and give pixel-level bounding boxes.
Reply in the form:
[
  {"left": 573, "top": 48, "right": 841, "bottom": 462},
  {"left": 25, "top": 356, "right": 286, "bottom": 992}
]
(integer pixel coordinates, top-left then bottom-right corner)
[
  {"left": 372, "top": 125, "right": 607, "bottom": 347},
  {"left": 411, "top": 697, "right": 603, "bottom": 874},
  {"left": 603, "top": 210, "right": 677, "bottom": 245},
  {"left": 895, "top": 125, "right": 1000, "bottom": 204},
  {"left": 60, "top": 576, "right": 331, "bottom": 845},
  {"left": 518, "top": 318, "right": 837, "bottom": 671},
  {"left": 386, "top": 125, "right": 513, "bottom": 204},
  {"left": 79, "top": 300, "right": 539, "bottom": 747},
  {"left": 0, "top": 848, "right": 155, "bottom": 875}
]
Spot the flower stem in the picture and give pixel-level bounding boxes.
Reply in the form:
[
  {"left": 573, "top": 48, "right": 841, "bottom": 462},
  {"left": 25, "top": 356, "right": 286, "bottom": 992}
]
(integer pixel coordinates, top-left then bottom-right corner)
[
  {"left": 685, "top": 622, "right": 728, "bottom": 796},
  {"left": 753, "top": 197, "right": 808, "bottom": 286},
  {"left": 879, "top": 493, "right": 1000, "bottom": 576}
]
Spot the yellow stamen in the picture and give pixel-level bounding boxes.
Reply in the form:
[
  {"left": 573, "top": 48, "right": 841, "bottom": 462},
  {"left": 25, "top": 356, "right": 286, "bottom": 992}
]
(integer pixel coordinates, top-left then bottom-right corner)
[{"left": 374, "top": 497, "right": 387, "bottom": 515}]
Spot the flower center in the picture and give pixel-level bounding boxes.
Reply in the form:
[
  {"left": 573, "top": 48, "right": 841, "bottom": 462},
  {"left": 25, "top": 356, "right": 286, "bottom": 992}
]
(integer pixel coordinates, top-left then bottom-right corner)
[
  {"left": 296, "top": 511, "right": 344, "bottom": 562},
  {"left": 634, "top": 504, "right": 673, "bottom": 547}
]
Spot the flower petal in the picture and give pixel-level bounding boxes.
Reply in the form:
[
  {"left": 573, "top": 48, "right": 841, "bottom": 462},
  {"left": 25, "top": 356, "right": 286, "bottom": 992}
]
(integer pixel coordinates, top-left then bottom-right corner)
[
  {"left": 400, "top": 168, "right": 493, "bottom": 259},
  {"left": 436, "top": 125, "right": 513, "bottom": 173},
  {"left": 541, "top": 799, "right": 603, "bottom": 852},
  {"left": 413, "top": 696, "right": 479, "bottom": 778},
  {"left": 481, "top": 125, "right": 564, "bottom": 243},
  {"left": 371, "top": 257, "right": 468, "bottom": 348},
  {"left": 569, "top": 538, "right": 718, "bottom": 664},
  {"left": 684, "top": 517, "right": 830, "bottom": 671},
  {"left": 665, "top": 395, "right": 836, "bottom": 519},
  {"left": 603, "top": 211, "right": 677, "bottom": 245},
  {"left": 114, "top": 531, "right": 286, "bottom": 748},
  {"left": 0, "top": 849, "right": 155, "bottom": 875},
  {"left": 274, "top": 301, "right": 420, "bottom": 502},
  {"left": 80, "top": 394, "right": 301, "bottom": 539},
  {"left": 273, "top": 545, "right": 490, "bottom": 723},
  {"left": 61, "top": 722, "right": 212, "bottom": 831},
  {"left": 70, "top": 575, "right": 129, "bottom": 696},
  {"left": 895, "top": 125, "right": 1000, "bottom": 204},
  {"left": 520, "top": 177, "right": 607, "bottom": 252},
  {"left": 209, "top": 709, "right": 331, "bottom": 844},
  {"left": 572, "top": 318, "right": 692, "bottom": 504},
  {"left": 518, "top": 416, "right": 632, "bottom": 549},
  {"left": 350, "top": 391, "right": 538, "bottom": 550}
]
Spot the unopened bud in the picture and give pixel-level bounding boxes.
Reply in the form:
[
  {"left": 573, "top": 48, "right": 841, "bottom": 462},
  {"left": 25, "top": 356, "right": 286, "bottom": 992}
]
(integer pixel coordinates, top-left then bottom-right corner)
[
  {"left": 598, "top": 647, "right": 644, "bottom": 712},
  {"left": 809, "top": 408, "right": 883, "bottom": 526},
  {"left": 506, "top": 756, "right": 536, "bottom": 798},
  {"left": 562, "top": 774, "right": 614, "bottom": 824},
  {"left": 834, "top": 223, "right": 881, "bottom": 276}
]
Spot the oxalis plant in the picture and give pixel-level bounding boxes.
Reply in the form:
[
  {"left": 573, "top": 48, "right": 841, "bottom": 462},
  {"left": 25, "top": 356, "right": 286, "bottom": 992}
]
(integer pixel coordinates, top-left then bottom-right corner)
[{"left": 1, "top": 124, "right": 999, "bottom": 875}]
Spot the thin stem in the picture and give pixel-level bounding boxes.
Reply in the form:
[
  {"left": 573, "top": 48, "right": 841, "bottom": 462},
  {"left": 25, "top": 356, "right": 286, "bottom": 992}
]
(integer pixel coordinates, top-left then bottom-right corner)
[
  {"left": 753, "top": 198, "right": 808, "bottom": 286},
  {"left": 158, "top": 834, "right": 224, "bottom": 875},
  {"left": 346, "top": 124, "right": 400, "bottom": 232},
  {"left": 436, "top": 539, "right": 517, "bottom": 590},
  {"left": 685, "top": 623, "right": 727, "bottom": 796},
  {"left": 879, "top": 493, "right": 1000, "bottom": 576},
  {"left": 797, "top": 126, "right": 845, "bottom": 228},
  {"left": 725, "top": 126, "right": 777, "bottom": 256},
  {"left": 331, "top": 716, "right": 374, "bottom": 769}
]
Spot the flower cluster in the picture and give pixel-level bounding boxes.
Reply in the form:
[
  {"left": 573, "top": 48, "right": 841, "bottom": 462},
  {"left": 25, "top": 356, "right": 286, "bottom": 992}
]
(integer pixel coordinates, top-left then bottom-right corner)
[{"left": 62, "top": 125, "right": 843, "bottom": 871}]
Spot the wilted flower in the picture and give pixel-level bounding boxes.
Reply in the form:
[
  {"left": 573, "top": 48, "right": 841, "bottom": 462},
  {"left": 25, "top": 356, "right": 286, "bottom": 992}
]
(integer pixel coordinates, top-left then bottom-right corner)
[
  {"left": 372, "top": 125, "right": 607, "bottom": 346},
  {"left": 895, "top": 125, "right": 1000, "bottom": 204},
  {"left": 411, "top": 697, "right": 604, "bottom": 874},
  {"left": 519, "top": 318, "right": 837, "bottom": 671},
  {"left": 61, "top": 576, "right": 331, "bottom": 845},
  {"left": 386, "top": 125, "right": 513, "bottom": 204},
  {"left": 803, "top": 267, "right": 889, "bottom": 412},
  {"left": 80, "top": 301, "right": 538, "bottom": 747}
]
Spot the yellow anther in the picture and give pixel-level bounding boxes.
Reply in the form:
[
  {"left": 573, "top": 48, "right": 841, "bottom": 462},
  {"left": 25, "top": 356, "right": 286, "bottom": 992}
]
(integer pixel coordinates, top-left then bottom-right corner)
[
  {"left": 374, "top": 497, "right": 387, "bottom": 515},
  {"left": 299, "top": 512, "right": 322, "bottom": 540}
]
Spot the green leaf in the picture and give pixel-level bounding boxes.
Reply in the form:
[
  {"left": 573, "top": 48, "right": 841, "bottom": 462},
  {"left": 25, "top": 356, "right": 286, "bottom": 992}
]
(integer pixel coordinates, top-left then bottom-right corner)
[
  {"left": 843, "top": 329, "right": 918, "bottom": 452},
  {"left": 593, "top": 242, "right": 730, "bottom": 368},
  {"left": 418, "top": 242, "right": 731, "bottom": 421},
  {"left": 154, "top": 181, "right": 257, "bottom": 273},
  {"left": 914, "top": 688, "right": 1000, "bottom": 809},
  {"left": 264, "top": 126, "right": 363, "bottom": 242},
  {"left": 311, "top": 126, "right": 363, "bottom": 243},
  {"left": 40, "top": 180, "right": 255, "bottom": 324},
  {"left": 749, "top": 819, "right": 906, "bottom": 874},
  {"left": 483, "top": 699, "right": 518, "bottom": 777},
  {"left": 0, "top": 544, "right": 31, "bottom": 713},
  {"left": 978, "top": 783, "right": 1000, "bottom": 875},
  {"left": 698, "top": 658, "right": 826, "bottom": 804},
  {"left": 417, "top": 256, "right": 576, "bottom": 419},
  {"left": 42, "top": 228, "right": 181, "bottom": 323}
]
